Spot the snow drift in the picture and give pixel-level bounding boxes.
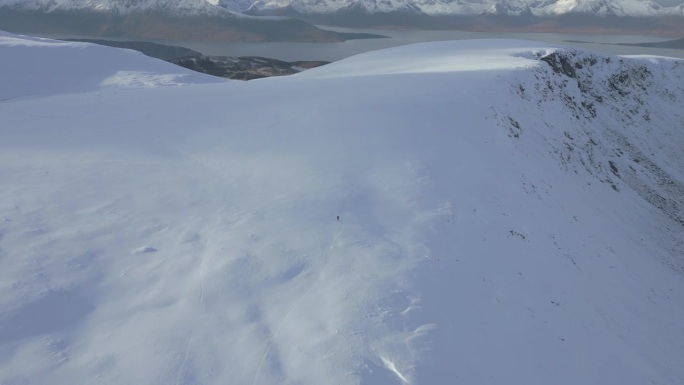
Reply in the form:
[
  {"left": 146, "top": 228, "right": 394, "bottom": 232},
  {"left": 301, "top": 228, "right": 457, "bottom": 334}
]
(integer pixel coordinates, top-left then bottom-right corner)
[{"left": 0, "top": 32, "right": 683, "bottom": 385}]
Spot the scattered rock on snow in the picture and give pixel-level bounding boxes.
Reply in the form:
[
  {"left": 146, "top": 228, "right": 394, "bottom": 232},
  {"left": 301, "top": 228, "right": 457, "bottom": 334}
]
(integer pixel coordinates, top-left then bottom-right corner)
[{"left": 134, "top": 246, "right": 158, "bottom": 254}]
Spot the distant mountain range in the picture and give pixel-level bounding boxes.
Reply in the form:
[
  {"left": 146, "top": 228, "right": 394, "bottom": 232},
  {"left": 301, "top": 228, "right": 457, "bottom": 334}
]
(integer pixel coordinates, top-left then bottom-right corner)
[
  {"left": 245, "top": 0, "right": 684, "bottom": 34},
  {"left": 248, "top": 0, "right": 684, "bottom": 18},
  {"left": 1, "top": 0, "right": 683, "bottom": 39},
  {"left": 3, "top": 0, "right": 683, "bottom": 17},
  {"left": 0, "top": 0, "right": 383, "bottom": 41}
]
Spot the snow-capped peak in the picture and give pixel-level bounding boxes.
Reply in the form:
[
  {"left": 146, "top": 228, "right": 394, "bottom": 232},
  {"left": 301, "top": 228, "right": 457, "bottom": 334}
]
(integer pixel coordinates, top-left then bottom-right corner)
[
  {"left": 534, "top": 0, "right": 670, "bottom": 17},
  {"left": 3, "top": 0, "right": 682, "bottom": 17},
  {"left": 0, "top": 0, "right": 234, "bottom": 16},
  {"left": 248, "top": 0, "right": 684, "bottom": 17}
]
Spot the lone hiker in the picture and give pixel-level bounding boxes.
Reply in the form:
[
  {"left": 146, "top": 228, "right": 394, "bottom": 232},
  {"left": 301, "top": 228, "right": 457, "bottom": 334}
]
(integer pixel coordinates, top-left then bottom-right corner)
[{"left": 337, "top": 216, "right": 339, "bottom": 221}]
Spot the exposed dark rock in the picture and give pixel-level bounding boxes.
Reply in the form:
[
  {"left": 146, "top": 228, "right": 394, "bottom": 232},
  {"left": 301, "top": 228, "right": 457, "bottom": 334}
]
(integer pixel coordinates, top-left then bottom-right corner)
[
  {"left": 541, "top": 51, "right": 596, "bottom": 79},
  {"left": 171, "top": 55, "right": 329, "bottom": 80},
  {"left": 59, "top": 38, "right": 330, "bottom": 80},
  {"left": 532, "top": 49, "right": 684, "bottom": 226}
]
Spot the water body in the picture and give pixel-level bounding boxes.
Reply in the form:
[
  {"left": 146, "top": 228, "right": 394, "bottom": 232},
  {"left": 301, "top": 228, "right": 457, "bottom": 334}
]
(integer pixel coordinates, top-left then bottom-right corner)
[
  {"left": 40, "top": 27, "right": 683, "bottom": 62},
  {"left": 172, "top": 27, "right": 684, "bottom": 61}
]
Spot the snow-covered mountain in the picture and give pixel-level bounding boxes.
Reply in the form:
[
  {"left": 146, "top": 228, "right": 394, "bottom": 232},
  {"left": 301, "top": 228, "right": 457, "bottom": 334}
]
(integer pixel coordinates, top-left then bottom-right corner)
[
  {"left": 0, "top": 0, "right": 232, "bottom": 15},
  {"left": 1, "top": 0, "right": 683, "bottom": 17},
  {"left": 2, "top": 0, "right": 683, "bottom": 38},
  {"left": 530, "top": 0, "right": 670, "bottom": 17},
  {"left": 484, "top": 0, "right": 678, "bottom": 17},
  {"left": 1, "top": 31, "right": 684, "bottom": 385},
  {"left": 0, "top": 0, "right": 381, "bottom": 41},
  {"left": 248, "top": 0, "right": 684, "bottom": 17}
]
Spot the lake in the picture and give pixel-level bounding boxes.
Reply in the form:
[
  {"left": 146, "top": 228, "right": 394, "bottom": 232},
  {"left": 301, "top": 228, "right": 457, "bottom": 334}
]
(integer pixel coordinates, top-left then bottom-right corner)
[
  {"left": 170, "top": 26, "right": 684, "bottom": 61},
  {"left": 40, "top": 26, "right": 684, "bottom": 62}
]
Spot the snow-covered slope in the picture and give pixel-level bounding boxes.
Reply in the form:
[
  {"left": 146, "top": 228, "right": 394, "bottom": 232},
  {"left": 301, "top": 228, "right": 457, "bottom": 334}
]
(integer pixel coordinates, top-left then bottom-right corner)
[
  {"left": 1, "top": 32, "right": 684, "bottom": 385},
  {"left": 0, "top": 32, "right": 222, "bottom": 99}
]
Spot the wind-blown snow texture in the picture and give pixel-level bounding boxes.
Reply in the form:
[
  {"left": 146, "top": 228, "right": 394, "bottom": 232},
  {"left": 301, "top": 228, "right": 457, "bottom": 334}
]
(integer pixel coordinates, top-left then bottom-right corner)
[{"left": 1, "top": 32, "right": 683, "bottom": 385}]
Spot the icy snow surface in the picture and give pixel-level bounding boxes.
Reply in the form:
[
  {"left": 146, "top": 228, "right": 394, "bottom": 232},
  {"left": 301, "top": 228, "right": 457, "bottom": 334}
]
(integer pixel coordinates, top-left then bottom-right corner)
[{"left": 1, "top": 33, "right": 684, "bottom": 385}]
